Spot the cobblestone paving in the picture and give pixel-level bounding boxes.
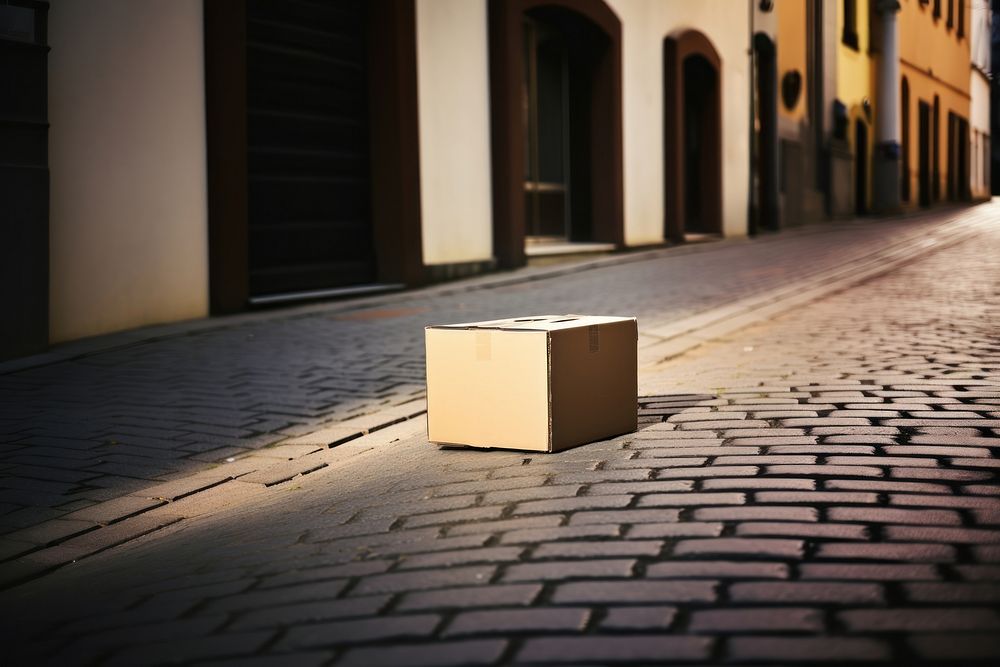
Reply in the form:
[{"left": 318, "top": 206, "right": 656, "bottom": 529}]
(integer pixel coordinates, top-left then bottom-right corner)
[
  {"left": 0, "top": 209, "right": 986, "bottom": 549},
  {"left": 2, "top": 209, "right": 999, "bottom": 665}
]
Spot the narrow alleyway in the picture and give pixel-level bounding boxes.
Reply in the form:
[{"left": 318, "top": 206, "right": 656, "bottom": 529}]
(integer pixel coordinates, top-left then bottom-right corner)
[
  {"left": 2, "top": 203, "right": 1000, "bottom": 664},
  {"left": 0, "top": 207, "right": 987, "bottom": 556}
]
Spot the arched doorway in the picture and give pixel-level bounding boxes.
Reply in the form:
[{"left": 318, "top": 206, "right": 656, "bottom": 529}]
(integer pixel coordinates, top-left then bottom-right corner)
[
  {"left": 488, "top": 0, "right": 624, "bottom": 268},
  {"left": 753, "top": 33, "right": 778, "bottom": 233},
  {"left": 664, "top": 30, "right": 722, "bottom": 241},
  {"left": 855, "top": 118, "right": 868, "bottom": 215}
]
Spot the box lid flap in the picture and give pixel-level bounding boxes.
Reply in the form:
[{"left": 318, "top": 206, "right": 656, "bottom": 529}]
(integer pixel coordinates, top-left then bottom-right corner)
[{"left": 426, "top": 315, "right": 635, "bottom": 332}]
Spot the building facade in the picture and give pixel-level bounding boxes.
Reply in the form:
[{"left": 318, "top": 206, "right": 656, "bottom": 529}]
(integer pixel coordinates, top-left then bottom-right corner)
[
  {"left": 756, "top": 0, "right": 836, "bottom": 228},
  {"left": 992, "top": 0, "right": 1000, "bottom": 193},
  {"left": 971, "top": 0, "right": 992, "bottom": 200},
  {"left": 898, "top": 0, "right": 973, "bottom": 207},
  {"left": 0, "top": 0, "right": 989, "bottom": 360}
]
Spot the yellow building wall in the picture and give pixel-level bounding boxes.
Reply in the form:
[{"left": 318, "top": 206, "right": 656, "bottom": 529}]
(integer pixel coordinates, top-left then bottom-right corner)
[
  {"left": 899, "top": 0, "right": 970, "bottom": 94},
  {"left": 836, "top": 0, "right": 875, "bottom": 210},
  {"left": 837, "top": 0, "right": 873, "bottom": 108},
  {"left": 898, "top": 0, "right": 971, "bottom": 206},
  {"left": 776, "top": 0, "right": 807, "bottom": 122}
]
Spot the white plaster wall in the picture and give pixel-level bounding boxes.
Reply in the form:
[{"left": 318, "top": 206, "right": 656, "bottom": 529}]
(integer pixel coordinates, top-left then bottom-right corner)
[
  {"left": 971, "top": 72, "right": 991, "bottom": 137},
  {"left": 970, "top": 71, "right": 991, "bottom": 197},
  {"left": 970, "top": 0, "right": 991, "bottom": 74},
  {"left": 416, "top": 0, "right": 494, "bottom": 265},
  {"left": 608, "top": 0, "right": 752, "bottom": 244},
  {"left": 48, "top": 0, "right": 208, "bottom": 343}
]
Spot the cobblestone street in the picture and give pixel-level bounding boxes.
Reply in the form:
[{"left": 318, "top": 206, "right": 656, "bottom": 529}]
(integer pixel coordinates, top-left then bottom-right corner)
[{"left": 3, "top": 203, "right": 1000, "bottom": 664}]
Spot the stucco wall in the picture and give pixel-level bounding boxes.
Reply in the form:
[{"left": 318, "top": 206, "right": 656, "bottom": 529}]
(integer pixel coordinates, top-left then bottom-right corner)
[
  {"left": 969, "top": 0, "right": 991, "bottom": 199},
  {"left": 776, "top": 0, "right": 807, "bottom": 124},
  {"left": 415, "top": 0, "right": 494, "bottom": 265},
  {"left": 900, "top": 62, "right": 970, "bottom": 203},
  {"left": 48, "top": 0, "right": 208, "bottom": 343},
  {"left": 899, "top": 0, "right": 970, "bottom": 96},
  {"left": 970, "top": 71, "right": 991, "bottom": 198},
  {"left": 836, "top": 0, "right": 873, "bottom": 118},
  {"left": 609, "top": 0, "right": 751, "bottom": 244},
  {"left": 896, "top": 0, "right": 972, "bottom": 206}
]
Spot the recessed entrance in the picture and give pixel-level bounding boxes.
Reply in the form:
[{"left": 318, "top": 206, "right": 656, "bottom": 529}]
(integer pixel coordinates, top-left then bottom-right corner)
[
  {"left": 664, "top": 30, "right": 722, "bottom": 241},
  {"left": 522, "top": 16, "right": 570, "bottom": 242},
  {"left": 947, "top": 112, "right": 970, "bottom": 202},
  {"left": 684, "top": 56, "right": 717, "bottom": 233},
  {"left": 205, "top": 0, "right": 423, "bottom": 313},
  {"left": 753, "top": 33, "right": 778, "bottom": 233},
  {"left": 918, "top": 100, "right": 931, "bottom": 207},
  {"left": 245, "top": 0, "right": 376, "bottom": 298},
  {"left": 855, "top": 118, "right": 868, "bottom": 215},
  {"left": 901, "top": 77, "right": 910, "bottom": 202},
  {"left": 489, "top": 0, "right": 624, "bottom": 268}
]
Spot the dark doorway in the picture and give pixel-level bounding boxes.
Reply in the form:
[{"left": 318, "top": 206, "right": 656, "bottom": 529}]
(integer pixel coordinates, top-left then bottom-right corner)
[
  {"left": 933, "top": 95, "right": 940, "bottom": 201},
  {"left": 948, "top": 112, "right": 970, "bottom": 201},
  {"left": 523, "top": 17, "right": 570, "bottom": 241},
  {"left": 918, "top": 100, "right": 931, "bottom": 207},
  {"left": 855, "top": 119, "right": 868, "bottom": 215},
  {"left": 489, "top": 0, "right": 624, "bottom": 268},
  {"left": 0, "top": 1, "right": 49, "bottom": 359},
  {"left": 664, "top": 30, "right": 722, "bottom": 240},
  {"left": 958, "top": 117, "right": 969, "bottom": 200},
  {"left": 245, "top": 0, "right": 375, "bottom": 299},
  {"left": 683, "top": 56, "right": 717, "bottom": 232},
  {"left": 901, "top": 77, "right": 910, "bottom": 202},
  {"left": 523, "top": 6, "right": 615, "bottom": 245},
  {"left": 520, "top": 7, "right": 613, "bottom": 245},
  {"left": 205, "top": 0, "right": 423, "bottom": 313},
  {"left": 948, "top": 112, "right": 956, "bottom": 200},
  {"left": 753, "top": 33, "right": 779, "bottom": 233}
]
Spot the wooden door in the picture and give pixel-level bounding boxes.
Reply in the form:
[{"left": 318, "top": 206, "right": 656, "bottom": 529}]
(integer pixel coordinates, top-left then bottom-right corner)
[{"left": 246, "top": 0, "right": 376, "bottom": 298}]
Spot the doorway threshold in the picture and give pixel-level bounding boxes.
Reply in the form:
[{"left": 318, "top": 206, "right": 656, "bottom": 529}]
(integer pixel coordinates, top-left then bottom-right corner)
[
  {"left": 525, "top": 241, "right": 617, "bottom": 267},
  {"left": 249, "top": 283, "right": 405, "bottom": 307},
  {"left": 683, "top": 233, "right": 723, "bottom": 244}
]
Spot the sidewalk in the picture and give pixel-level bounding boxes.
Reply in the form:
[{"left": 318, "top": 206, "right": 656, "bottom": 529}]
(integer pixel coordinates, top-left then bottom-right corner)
[{"left": 1, "top": 203, "right": 999, "bottom": 665}]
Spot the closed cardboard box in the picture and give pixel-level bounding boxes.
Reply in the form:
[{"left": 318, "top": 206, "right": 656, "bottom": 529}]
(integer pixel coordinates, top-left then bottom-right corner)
[{"left": 425, "top": 315, "right": 637, "bottom": 452}]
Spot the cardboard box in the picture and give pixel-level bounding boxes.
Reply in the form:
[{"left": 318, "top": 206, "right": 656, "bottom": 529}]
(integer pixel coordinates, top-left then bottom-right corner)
[{"left": 425, "top": 315, "right": 637, "bottom": 452}]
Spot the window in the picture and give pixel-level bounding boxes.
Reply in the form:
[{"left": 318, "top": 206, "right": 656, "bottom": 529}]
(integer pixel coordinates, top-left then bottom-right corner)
[
  {"left": 957, "top": 0, "right": 965, "bottom": 37},
  {"left": 843, "top": 0, "right": 859, "bottom": 49},
  {"left": 933, "top": 0, "right": 941, "bottom": 20},
  {"left": 947, "top": 0, "right": 954, "bottom": 29}
]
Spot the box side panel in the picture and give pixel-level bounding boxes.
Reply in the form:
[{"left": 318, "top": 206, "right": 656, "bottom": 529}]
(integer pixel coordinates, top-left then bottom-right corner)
[
  {"left": 425, "top": 328, "right": 550, "bottom": 450},
  {"left": 549, "top": 319, "right": 638, "bottom": 451}
]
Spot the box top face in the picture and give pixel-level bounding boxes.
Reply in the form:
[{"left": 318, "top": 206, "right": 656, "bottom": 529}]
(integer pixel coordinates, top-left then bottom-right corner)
[{"left": 426, "top": 315, "right": 635, "bottom": 333}]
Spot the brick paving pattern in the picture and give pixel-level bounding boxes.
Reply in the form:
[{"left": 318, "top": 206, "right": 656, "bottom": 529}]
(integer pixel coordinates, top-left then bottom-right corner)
[
  {"left": 1, "top": 204, "right": 999, "bottom": 664},
  {"left": 0, "top": 211, "right": 982, "bottom": 548}
]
